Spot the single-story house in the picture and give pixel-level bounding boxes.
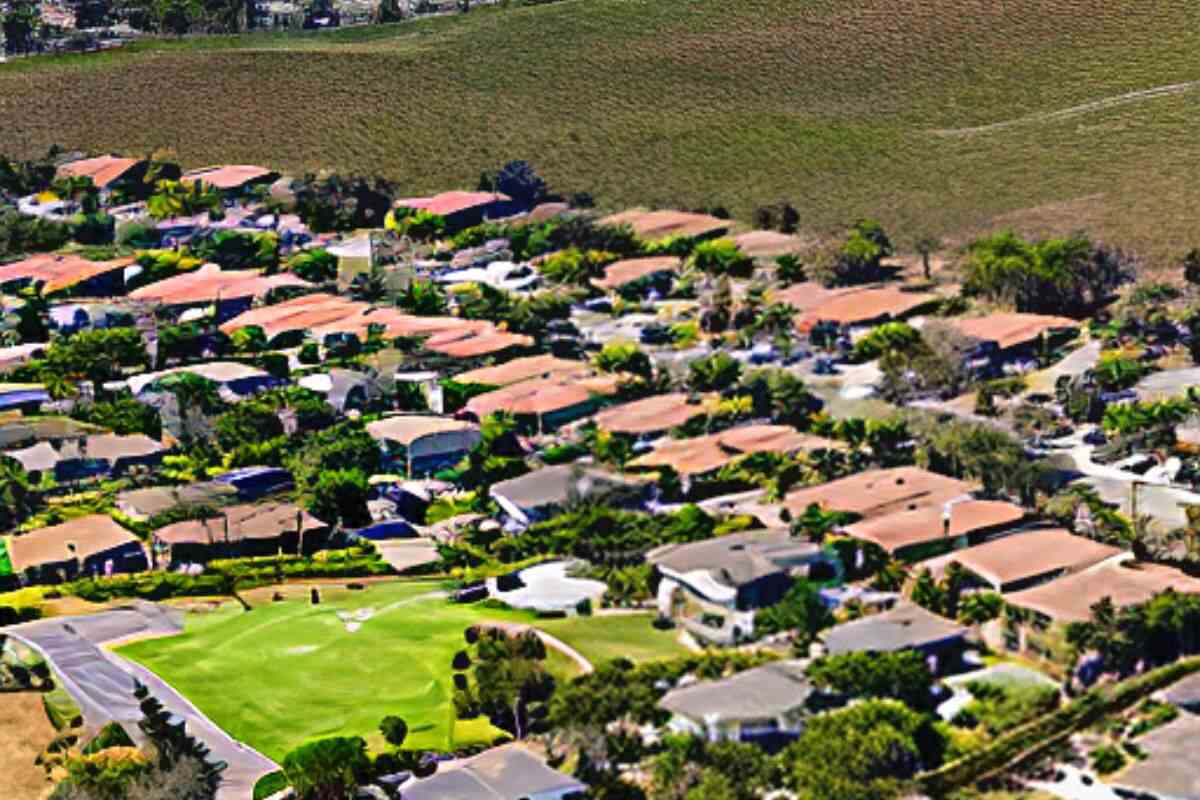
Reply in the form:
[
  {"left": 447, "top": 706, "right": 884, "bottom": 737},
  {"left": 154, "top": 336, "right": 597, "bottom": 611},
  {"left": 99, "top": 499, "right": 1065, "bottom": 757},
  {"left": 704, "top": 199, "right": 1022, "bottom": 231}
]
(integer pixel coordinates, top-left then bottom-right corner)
[
  {"left": 592, "top": 392, "right": 715, "bottom": 437},
  {"left": 181, "top": 164, "right": 278, "bottom": 195},
  {"left": 8, "top": 515, "right": 148, "bottom": 585},
  {"left": 0, "top": 253, "right": 134, "bottom": 297},
  {"left": 591, "top": 256, "right": 681, "bottom": 296},
  {"left": 821, "top": 602, "right": 968, "bottom": 673},
  {"left": 393, "top": 190, "right": 518, "bottom": 231},
  {"left": 129, "top": 263, "right": 312, "bottom": 321},
  {"left": 600, "top": 209, "right": 730, "bottom": 242},
  {"left": 0, "top": 383, "right": 50, "bottom": 413},
  {"left": 794, "top": 285, "right": 941, "bottom": 332},
  {"left": 649, "top": 528, "right": 829, "bottom": 644},
  {"left": 396, "top": 743, "right": 586, "bottom": 800},
  {"left": 366, "top": 415, "right": 481, "bottom": 477},
  {"left": 919, "top": 528, "right": 1126, "bottom": 593},
  {"left": 425, "top": 328, "right": 535, "bottom": 360},
  {"left": 154, "top": 502, "right": 330, "bottom": 563},
  {"left": 730, "top": 230, "right": 804, "bottom": 258},
  {"left": 296, "top": 369, "right": 384, "bottom": 412},
  {"left": 115, "top": 481, "right": 240, "bottom": 521},
  {"left": 948, "top": 312, "right": 1079, "bottom": 359},
  {"left": 57, "top": 155, "right": 150, "bottom": 194},
  {"left": 489, "top": 464, "right": 647, "bottom": 526},
  {"left": 8, "top": 433, "right": 168, "bottom": 482},
  {"left": 211, "top": 466, "right": 295, "bottom": 500},
  {"left": 660, "top": 659, "right": 815, "bottom": 749},
  {"left": 778, "top": 466, "right": 975, "bottom": 525},
  {"left": 1109, "top": 711, "right": 1200, "bottom": 800},
  {"left": 840, "top": 499, "right": 1026, "bottom": 562},
  {"left": 462, "top": 375, "right": 621, "bottom": 433},
  {"left": 128, "top": 362, "right": 283, "bottom": 401},
  {"left": 0, "top": 416, "right": 105, "bottom": 449},
  {"left": 453, "top": 354, "right": 590, "bottom": 389}
]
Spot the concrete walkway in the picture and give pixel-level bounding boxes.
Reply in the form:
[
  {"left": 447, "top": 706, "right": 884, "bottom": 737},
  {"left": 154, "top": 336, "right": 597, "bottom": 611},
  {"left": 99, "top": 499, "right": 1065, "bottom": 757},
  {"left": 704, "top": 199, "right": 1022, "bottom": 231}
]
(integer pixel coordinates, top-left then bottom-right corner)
[{"left": 7, "top": 604, "right": 278, "bottom": 800}]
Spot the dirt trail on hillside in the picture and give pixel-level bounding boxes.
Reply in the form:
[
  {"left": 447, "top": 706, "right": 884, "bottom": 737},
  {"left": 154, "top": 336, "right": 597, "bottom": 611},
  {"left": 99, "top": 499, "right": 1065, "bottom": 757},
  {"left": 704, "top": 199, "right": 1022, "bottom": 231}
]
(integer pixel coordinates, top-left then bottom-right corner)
[{"left": 931, "top": 80, "right": 1200, "bottom": 136}]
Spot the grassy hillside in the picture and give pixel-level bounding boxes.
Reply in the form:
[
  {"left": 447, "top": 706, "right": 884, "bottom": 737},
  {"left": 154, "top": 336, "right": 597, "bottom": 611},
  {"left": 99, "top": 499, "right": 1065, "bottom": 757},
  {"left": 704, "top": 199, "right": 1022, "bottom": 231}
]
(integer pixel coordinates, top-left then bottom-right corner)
[{"left": 3, "top": 0, "right": 1200, "bottom": 263}]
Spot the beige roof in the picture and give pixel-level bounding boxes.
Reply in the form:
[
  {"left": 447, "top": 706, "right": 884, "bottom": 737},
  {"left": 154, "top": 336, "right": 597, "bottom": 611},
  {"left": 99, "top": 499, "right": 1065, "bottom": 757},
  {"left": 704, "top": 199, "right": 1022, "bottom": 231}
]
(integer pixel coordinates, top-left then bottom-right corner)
[
  {"left": 843, "top": 499, "right": 1026, "bottom": 555},
  {"left": 782, "top": 466, "right": 974, "bottom": 520},
  {"left": 592, "top": 256, "right": 680, "bottom": 290},
  {"left": 81, "top": 433, "right": 166, "bottom": 462},
  {"left": 0, "top": 253, "right": 133, "bottom": 294},
  {"left": 629, "top": 424, "right": 842, "bottom": 476},
  {"left": 454, "top": 355, "right": 591, "bottom": 388},
  {"left": 181, "top": 165, "right": 274, "bottom": 190},
  {"left": 949, "top": 312, "right": 1078, "bottom": 350},
  {"left": 593, "top": 392, "right": 714, "bottom": 435},
  {"left": 1006, "top": 561, "right": 1200, "bottom": 622},
  {"left": 57, "top": 156, "right": 143, "bottom": 188},
  {"left": 393, "top": 190, "right": 511, "bottom": 216},
  {"left": 796, "top": 285, "right": 940, "bottom": 329},
  {"left": 921, "top": 528, "right": 1124, "bottom": 589},
  {"left": 600, "top": 209, "right": 729, "bottom": 241},
  {"left": 127, "top": 362, "right": 270, "bottom": 394},
  {"left": 155, "top": 502, "right": 326, "bottom": 545},
  {"left": 7, "top": 515, "right": 141, "bottom": 572},
  {"left": 366, "top": 415, "right": 479, "bottom": 446},
  {"left": 129, "top": 263, "right": 311, "bottom": 305},
  {"left": 426, "top": 329, "right": 534, "bottom": 359},
  {"left": 464, "top": 375, "right": 620, "bottom": 419},
  {"left": 731, "top": 230, "right": 805, "bottom": 258}
]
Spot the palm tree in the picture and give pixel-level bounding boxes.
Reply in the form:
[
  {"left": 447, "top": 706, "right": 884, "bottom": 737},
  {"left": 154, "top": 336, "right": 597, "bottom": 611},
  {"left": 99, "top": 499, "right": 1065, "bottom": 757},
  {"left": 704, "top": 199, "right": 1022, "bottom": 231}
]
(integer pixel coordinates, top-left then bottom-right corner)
[
  {"left": 0, "top": 456, "right": 36, "bottom": 530},
  {"left": 914, "top": 235, "right": 942, "bottom": 281}
]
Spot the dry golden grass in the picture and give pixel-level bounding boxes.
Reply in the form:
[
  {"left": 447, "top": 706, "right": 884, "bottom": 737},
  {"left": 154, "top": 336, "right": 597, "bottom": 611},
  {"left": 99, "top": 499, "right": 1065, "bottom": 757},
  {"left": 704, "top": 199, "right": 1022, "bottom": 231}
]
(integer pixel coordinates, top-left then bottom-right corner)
[
  {"left": 2, "top": 0, "right": 1199, "bottom": 265},
  {"left": 0, "top": 691, "right": 57, "bottom": 800}
]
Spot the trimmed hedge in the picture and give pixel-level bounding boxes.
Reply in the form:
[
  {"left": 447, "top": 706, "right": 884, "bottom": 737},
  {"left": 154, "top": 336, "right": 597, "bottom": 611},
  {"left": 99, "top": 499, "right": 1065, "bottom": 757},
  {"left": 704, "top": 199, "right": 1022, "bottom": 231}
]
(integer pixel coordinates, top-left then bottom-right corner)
[
  {"left": 918, "top": 657, "right": 1200, "bottom": 796},
  {"left": 253, "top": 770, "right": 289, "bottom": 800}
]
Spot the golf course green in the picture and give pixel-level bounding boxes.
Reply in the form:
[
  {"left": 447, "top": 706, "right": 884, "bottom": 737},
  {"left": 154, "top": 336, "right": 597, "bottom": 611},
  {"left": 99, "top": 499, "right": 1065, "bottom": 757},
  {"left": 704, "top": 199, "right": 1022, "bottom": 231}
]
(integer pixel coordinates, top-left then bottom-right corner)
[{"left": 116, "top": 582, "right": 527, "bottom": 761}]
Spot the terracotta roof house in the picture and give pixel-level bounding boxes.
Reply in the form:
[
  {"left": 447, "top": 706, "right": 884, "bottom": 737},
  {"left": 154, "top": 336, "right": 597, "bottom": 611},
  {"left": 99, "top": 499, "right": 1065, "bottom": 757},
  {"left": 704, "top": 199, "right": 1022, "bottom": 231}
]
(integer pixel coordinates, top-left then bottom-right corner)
[
  {"left": 454, "top": 354, "right": 590, "bottom": 388},
  {"left": 920, "top": 528, "right": 1126, "bottom": 593},
  {"left": 660, "top": 659, "right": 815, "bottom": 747},
  {"left": 397, "top": 743, "right": 586, "bottom": 800},
  {"left": 155, "top": 502, "right": 329, "bottom": 563},
  {"left": 181, "top": 165, "right": 277, "bottom": 192},
  {"left": 129, "top": 263, "right": 312, "bottom": 320},
  {"left": 57, "top": 155, "right": 148, "bottom": 190},
  {"left": 795, "top": 285, "right": 940, "bottom": 330},
  {"left": 489, "top": 464, "right": 647, "bottom": 526},
  {"left": 841, "top": 499, "right": 1026, "bottom": 562},
  {"left": 1006, "top": 561, "right": 1200, "bottom": 624},
  {"left": 393, "top": 190, "right": 516, "bottom": 231},
  {"left": 593, "top": 392, "right": 714, "bottom": 436},
  {"left": 366, "top": 414, "right": 481, "bottom": 477},
  {"left": 600, "top": 209, "right": 730, "bottom": 241},
  {"left": 425, "top": 328, "right": 534, "bottom": 360},
  {"left": 592, "top": 256, "right": 681, "bottom": 292},
  {"left": 949, "top": 312, "right": 1079, "bottom": 353},
  {"left": 781, "top": 466, "right": 974, "bottom": 522},
  {"left": 0, "top": 253, "right": 133, "bottom": 296},
  {"left": 731, "top": 230, "right": 805, "bottom": 258},
  {"left": 7, "top": 515, "right": 148, "bottom": 584},
  {"left": 822, "top": 602, "right": 968, "bottom": 672},
  {"left": 629, "top": 424, "right": 843, "bottom": 479},
  {"left": 463, "top": 375, "right": 620, "bottom": 433}
]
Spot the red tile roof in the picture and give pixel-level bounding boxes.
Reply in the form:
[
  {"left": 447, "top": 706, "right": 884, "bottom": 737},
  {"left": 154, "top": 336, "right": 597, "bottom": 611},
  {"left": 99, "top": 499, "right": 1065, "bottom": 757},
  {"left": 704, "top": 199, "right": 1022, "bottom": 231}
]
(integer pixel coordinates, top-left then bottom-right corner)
[
  {"left": 130, "top": 264, "right": 311, "bottom": 304},
  {"left": 1006, "top": 561, "right": 1200, "bottom": 622},
  {"left": 57, "top": 156, "right": 143, "bottom": 188},
  {"left": 920, "top": 528, "right": 1123, "bottom": 589},
  {"left": 8, "top": 515, "right": 141, "bottom": 572},
  {"left": 783, "top": 466, "right": 974, "bottom": 520},
  {"left": 795, "top": 285, "right": 940, "bottom": 328},
  {"left": 592, "top": 256, "right": 681, "bottom": 290},
  {"left": 731, "top": 230, "right": 805, "bottom": 258},
  {"left": 600, "top": 209, "right": 730, "bottom": 241},
  {"left": 593, "top": 392, "right": 714, "bottom": 435},
  {"left": 181, "top": 165, "right": 274, "bottom": 190},
  {"left": 629, "top": 424, "right": 842, "bottom": 476},
  {"left": 427, "top": 330, "right": 534, "bottom": 359},
  {"left": 949, "top": 312, "right": 1079, "bottom": 350},
  {"left": 454, "top": 355, "right": 591, "bottom": 388},
  {"left": 0, "top": 253, "right": 133, "bottom": 294},
  {"left": 394, "top": 191, "right": 511, "bottom": 217},
  {"left": 843, "top": 499, "right": 1026, "bottom": 555},
  {"left": 465, "top": 375, "right": 619, "bottom": 419}
]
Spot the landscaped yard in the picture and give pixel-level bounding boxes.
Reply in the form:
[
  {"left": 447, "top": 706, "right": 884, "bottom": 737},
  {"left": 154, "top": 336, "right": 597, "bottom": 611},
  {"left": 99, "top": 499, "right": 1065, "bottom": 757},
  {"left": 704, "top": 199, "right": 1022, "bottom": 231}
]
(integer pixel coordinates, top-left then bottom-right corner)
[
  {"left": 116, "top": 581, "right": 531, "bottom": 761},
  {"left": 536, "top": 612, "right": 691, "bottom": 665}
]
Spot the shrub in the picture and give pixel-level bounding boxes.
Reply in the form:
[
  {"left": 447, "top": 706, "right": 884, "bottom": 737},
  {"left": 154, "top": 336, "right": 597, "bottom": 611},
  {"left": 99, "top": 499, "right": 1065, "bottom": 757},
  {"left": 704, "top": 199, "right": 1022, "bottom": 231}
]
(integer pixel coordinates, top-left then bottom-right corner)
[
  {"left": 282, "top": 737, "right": 371, "bottom": 800},
  {"left": 687, "top": 352, "right": 742, "bottom": 392},
  {"left": 851, "top": 321, "right": 923, "bottom": 362},
  {"left": 690, "top": 238, "right": 753, "bottom": 278},
  {"left": 298, "top": 342, "right": 320, "bottom": 364},
  {"left": 1090, "top": 743, "right": 1126, "bottom": 774},
  {"left": 287, "top": 248, "right": 338, "bottom": 282},
  {"left": 253, "top": 771, "right": 289, "bottom": 800}
]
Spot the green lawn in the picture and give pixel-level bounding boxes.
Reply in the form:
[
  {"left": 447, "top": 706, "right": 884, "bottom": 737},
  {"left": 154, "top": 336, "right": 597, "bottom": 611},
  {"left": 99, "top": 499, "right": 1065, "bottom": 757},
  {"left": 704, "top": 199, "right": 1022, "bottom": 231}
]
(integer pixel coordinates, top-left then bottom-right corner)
[
  {"left": 116, "top": 582, "right": 530, "bottom": 761},
  {"left": 536, "top": 612, "right": 690, "bottom": 665},
  {"left": 4, "top": 0, "right": 1200, "bottom": 265}
]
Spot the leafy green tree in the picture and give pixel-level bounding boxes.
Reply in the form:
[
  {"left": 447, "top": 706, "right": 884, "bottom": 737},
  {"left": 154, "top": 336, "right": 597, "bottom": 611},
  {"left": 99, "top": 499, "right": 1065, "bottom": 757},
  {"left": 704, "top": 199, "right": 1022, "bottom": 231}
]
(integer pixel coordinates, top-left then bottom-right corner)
[
  {"left": 308, "top": 468, "right": 371, "bottom": 528},
  {"left": 689, "top": 239, "right": 753, "bottom": 278},
  {"left": 806, "top": 651, "right": 935, "bottom": 710},
  {"left": 461, "top": 628, "right": 553, "bottom": 739},
  {"left": 190, "top": 230, "right": 279, "bottom": 271},
  {"left": 134, "top": 681, "right": 224, "bottom": 794},
  {"left": 287, "top": 248, "right": 338, "bottom": 283},
  {"left": 0, "top": 455, "right": 37, "bottom": 531},
  {"left": 454, "top": 412, "right": 528, "bottom": 490},
  {"left": 396, "top": 280, "right": 449, "bottom": 316},
  {"left": 593, "top": 341, "right": 653, "bottom": 381},
  {"left": 538, "top": 247, "right": 617, "bottom": 285},
  {"left": 811, "top": 219, "right": 894, "bottom": 287},
  {"left": 145, "top": 179, "right": 217, "bottom": 219},
  {"left": 281, "top": 737, "right": 371, "bottom": 800},
  {"left": 214, "top": 402, "right": 284, "bottom": 452},
  {"left": 379, "top": 716, "right": 408, "bottom": 748},
  {"left": 754, "top": 578, "right": 833, "bottom": 645},
  {"left": 910, "top": 567, "right": 946, "bottom": 615},
  {"left": 739, "top": 368, "right": 819, "bottom": 428},
  {"left": 957, "top": 591, "right": 1003, "bottom": 624},
  {"left": 851, "top": 321, "right": 922, "bottom": 362},
  {"left": 72, "top": 397, "right": 162, "bottom": 438},
  {"left": 687, "top": 351, "right": 742, "bottom": 392},
  {"left": 46, "top": 328, "right": 149, "bottom": 384}
]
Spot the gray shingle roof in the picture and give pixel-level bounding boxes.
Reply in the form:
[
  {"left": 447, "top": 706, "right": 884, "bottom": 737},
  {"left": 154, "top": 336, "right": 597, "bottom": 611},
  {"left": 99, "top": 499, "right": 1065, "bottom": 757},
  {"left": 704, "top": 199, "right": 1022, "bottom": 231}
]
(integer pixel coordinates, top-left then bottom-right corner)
[
  {"left": 822, "top": 603, "right": 966, "bottom": 655},
  {"left": 647, "top": 529, "right": 820, "bottom": 589},
  {"left": 659, "top": 659, "right": 814, "bottom": 722}
]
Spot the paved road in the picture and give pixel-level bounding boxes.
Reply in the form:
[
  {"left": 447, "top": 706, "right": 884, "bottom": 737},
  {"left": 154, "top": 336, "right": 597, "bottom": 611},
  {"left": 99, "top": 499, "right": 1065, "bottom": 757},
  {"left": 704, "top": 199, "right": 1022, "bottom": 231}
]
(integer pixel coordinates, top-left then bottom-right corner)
[{"left": 8, "top": 604, "right": 277, "bottom": 800}]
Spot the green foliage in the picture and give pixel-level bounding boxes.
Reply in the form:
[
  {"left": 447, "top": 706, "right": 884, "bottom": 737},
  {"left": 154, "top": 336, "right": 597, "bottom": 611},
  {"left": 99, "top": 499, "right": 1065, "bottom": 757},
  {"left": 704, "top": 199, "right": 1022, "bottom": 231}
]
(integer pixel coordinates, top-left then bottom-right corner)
[
  {"left": 740, "top": 368, "right": 820, "bottom": 427},
  {"left": 0, "top": 454, "right": 38, "bottom": 531},
  {"left": 282, "top": 736, "right": 371, "bottom": 800},
  {"left": 1101, "top": 395, "right": 1192, "bottom": 435},
  {"left": 538, "top": 247, "right": 618, "bottom": 285},
  {"left": 957, "top": 591, "right": 1004, "bottom": 624},
  {"left": 1089, "top": 743, "right": 1126, "bottom": 775},
  {"left": 253, "top": 771, "right": 290, "bottom": 800},
  {"left": 1092, "top": 350, "right": 1146, "bottom": 391},
  {"left": 190, "top": 229, "right": 279, "bottom": 271},
  {"left": 687, "top": 351, "right": 742, "bottom": 392},
  {"left": 852, "top": 321, "right": 923, "bottom": 362},
  {"left": 0, "top": 207, "right": 72, "bottom": 260},
  {"left": 72, "top": 397, "right": 162, "bottom": 438},
  {"left": 962, "top": 230, "right": 1130, "bottom": 315},
  {"left": 395, "top": 279, "right": 449, "bottom": 316},
  {"left": 287, "top": 248, "right": 338, "bottom": 283},
  {"left": 214, "top": 401, "right": 284, "bottom": 451},
  {"left": 130, "top": 249, "right": 204, "bottom": 292},
  {"left": 145, "top": 179, "right": 219, "bottom": 221},
  {"left": 807, "top": 651, "right": 936, "bottom": 710},
  {"left": 454, "top": 412, "right": 528, "bottom": 490},
  {"left": 456, "top": 628, "right": 553, "bottom": 739},
  {"left": 810, "top": 219, "right": 894, "bottom": 287},
  {"left": 775, "top": 253, "right": 806, "bottom": 284},
  {"left": 689, "top": 238, "right": 753, "bottom": 277},
  {"left": 593, "top": 340, "right": 653, "bottom": 380},
  {"left": 753, "top": 578, "right": 833, "bottom": 644},
  {"left": 308, "top": 468, "right": 371, "bottom": 528},
  {"left": 45, "top": 327, "right": 148, "bottom": 383},
  {"left": 379, "top": 715, "right": 408, "bottom": 748},
  {"left": 134, "top": 681, "right": 225, "bottom": 794},
  {"left": 953, "top": 680, "right": 1060, "bottom": 736},
  {"left": 387, "top": 206, "right": 446, "bottom": 240}
]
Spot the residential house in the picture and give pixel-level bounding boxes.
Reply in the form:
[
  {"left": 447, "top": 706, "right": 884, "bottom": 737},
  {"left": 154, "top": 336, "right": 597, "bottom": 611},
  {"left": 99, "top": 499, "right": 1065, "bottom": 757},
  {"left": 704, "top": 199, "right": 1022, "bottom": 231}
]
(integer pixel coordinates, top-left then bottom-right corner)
[
  {"left": 396, "top": 743, "right": 586, "bottom": 800},
  {"left": 947, "top": 312, "right": 1078, "bottom": 373},
  {"left": 591, "top": 256, "right": 681, "bottom": 297},
  {"left": 211, "top": 466, "right": 295, "bottom": 501},
  {"left": 154, "top": 502, "right": 329, "bottom": 564},
  {"left": 919, "top": 527, "right": 1126, "bottom": 593},
  {"left": 649, "top": 528, "right": 829, "bottom": 644},
  {"left": 840, "top": 498, "right": 1026, "bottom": 562},
  {"left": 7, "top": 515, "right": 148, "bottom": 585},
  {"left": 0, "top": 253, "right": 134, "bottom": 297},
  {"left": 774, "top": 466, "right": 975, "bottom": 526},
  {"left": 599, "top": 209, "right": 730, "bottom": 242},
  {"left": 128, "top": 362, "right": 283, "bottom": 401},
  {"left": 128, "top": 263, "right": 312, "bottom": 321},
  {"left": 462, "top": 375, "right": 621, "bottom": 434},
  {"left": 181, "top": 165, "right": 278, "bottom": 197},
  {"left": 0, "top": 416, "right": 105, "bottom": 449},
  {"left": 821, "top": 602, "right": 968, "bottom": 674},
  {"left": 296, "top": 369, "right": 384, "bottom": 412},
  {"left": 1109, "top": 711, "right": 1200, "bottom": 800},
  {"left": 793, "top": 285, "right": 941, "bottom": 335},
  {"left": 115, "top": 481, "right": 240, "bottom": 521},
  {"left": 730, "top": 230, "right": 804, "bottom": 258},
  {"left": 453, "top": 354, "right": 590, "bottom": 389},
  {"left": 56, "top": 155, "right": 150, "bottom": 198},
  {"left": 489, "top": 464, "right": 647, "bottom": 526},
  {"left": 659, "top": 659, "right": 815, "bottom": 750},
  {"left": 7, "top": 433, "right": 167, "bottom": 482},
  {"left": 592, "top": 392, "right": 715, "bottom": 438},
  {"left": 366, "top": 415, "right": 481, "bottom": 477},
  {"left": 426, "top": 328, "right": 535, "bottom": 361},
  {"left": 393, "top": 190, "right": 518, "bottom": 232}
]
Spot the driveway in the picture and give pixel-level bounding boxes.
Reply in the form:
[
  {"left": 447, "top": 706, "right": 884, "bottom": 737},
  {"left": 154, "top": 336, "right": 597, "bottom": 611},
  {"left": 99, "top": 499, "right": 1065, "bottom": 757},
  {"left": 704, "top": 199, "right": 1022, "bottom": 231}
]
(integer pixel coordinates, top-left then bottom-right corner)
[{"left": 7, "top": 603, "right": 278, "bottom": 800}]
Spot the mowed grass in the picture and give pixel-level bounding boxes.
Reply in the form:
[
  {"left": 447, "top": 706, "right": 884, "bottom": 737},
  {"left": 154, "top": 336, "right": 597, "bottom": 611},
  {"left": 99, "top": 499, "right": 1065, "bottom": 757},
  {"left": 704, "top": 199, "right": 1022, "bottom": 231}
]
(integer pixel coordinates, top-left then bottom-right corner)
[
  {"left": 537, "top": 612, "right": 690, "bottom": 665},
  {"left": 116, "top": 581, "right": 531, "bottom": 761},
  {"left": 4, "top": 0, "right": 1200, "bottom": 263}
]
